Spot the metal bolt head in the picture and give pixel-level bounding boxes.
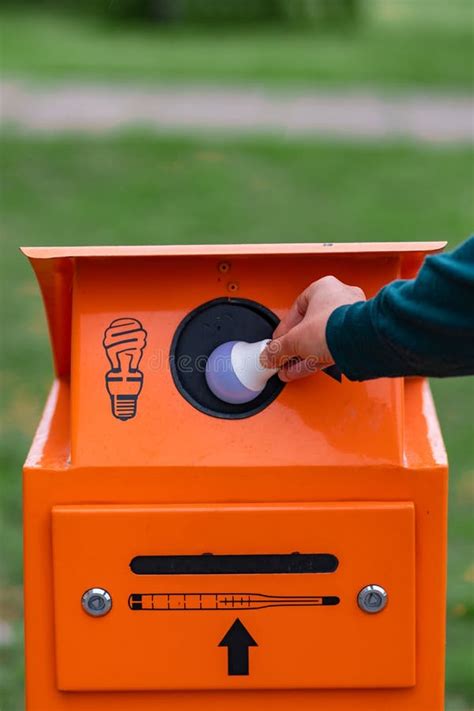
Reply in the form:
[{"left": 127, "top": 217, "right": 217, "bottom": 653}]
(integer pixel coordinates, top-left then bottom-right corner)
[
  {"left": 81, "top": 588, "right": 112, "bottom": 617},
  {"left": 357, "top": 584, "right": 388, "bottom": 614}
]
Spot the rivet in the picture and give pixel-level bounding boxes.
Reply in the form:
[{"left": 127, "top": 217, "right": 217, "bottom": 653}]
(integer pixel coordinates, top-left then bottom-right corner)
[
  {"left": 357, "top": 584, "right": 388, "bottom": 614},
  {"left": 81, "top": 588, "right": 112, "bottom": 617}
]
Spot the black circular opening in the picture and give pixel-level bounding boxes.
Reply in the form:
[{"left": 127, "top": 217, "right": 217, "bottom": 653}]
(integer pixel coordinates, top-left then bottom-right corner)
[{"left": 170, "top": 297, "right": 285, "bottom": 419}]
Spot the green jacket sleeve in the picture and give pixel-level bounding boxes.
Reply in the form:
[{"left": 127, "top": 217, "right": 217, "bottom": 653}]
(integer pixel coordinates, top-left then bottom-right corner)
[{"left": 326, "top": 237, "right": 474, "bottom": 380}]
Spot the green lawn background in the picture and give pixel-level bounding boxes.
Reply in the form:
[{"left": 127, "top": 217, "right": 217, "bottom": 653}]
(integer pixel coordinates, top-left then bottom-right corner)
[{"left": 1, "top": 1, "right": 473, "bottom": 88}]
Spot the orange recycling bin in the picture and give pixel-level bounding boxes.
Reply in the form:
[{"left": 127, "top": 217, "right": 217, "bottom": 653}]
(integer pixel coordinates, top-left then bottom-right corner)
[{"left": 23, "top": 243, "right": 448, "bottom": 711}]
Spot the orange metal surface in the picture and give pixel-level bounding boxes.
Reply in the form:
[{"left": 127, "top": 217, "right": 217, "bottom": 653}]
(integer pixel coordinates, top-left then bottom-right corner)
[
  {"left": 21, "top": 242, "right": 445, "bottom": 379},
  {"left": 52, "top": 502, "right": 415, "bottom": 691},
  {"left": 71, "top": 253, "right": 407, "bottom": 468},
  {"left": 23, "top": 243, "right": 448, "bottom": 711},
  {"left": 21, "top": 242, "right": 446, "bottom": 260}
]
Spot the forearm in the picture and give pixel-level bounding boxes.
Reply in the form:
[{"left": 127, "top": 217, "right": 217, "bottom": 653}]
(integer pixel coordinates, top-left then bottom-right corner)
[{"left": 326, "top": 238, "right": 474, "bottom": 380}]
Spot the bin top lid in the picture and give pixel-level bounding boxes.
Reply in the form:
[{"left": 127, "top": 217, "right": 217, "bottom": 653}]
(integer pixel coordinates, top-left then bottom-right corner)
[
  {"left": 22, "top": 241, "right": 446, "bottom": 378},
  {"left": 21, "top": 241, "right": 446, "bottom": 260}
]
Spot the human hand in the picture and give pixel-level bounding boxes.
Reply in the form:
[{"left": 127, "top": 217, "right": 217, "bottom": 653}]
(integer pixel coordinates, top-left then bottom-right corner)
[{"left": 260, "top": 276, "right": 366, "bottom": 382}]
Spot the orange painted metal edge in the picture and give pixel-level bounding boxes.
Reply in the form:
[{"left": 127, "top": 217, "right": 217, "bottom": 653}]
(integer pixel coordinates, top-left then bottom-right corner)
[
  {"left": 24, "top": 380, "right": 71, "bottom": 470},
  {"left": 22, "top": 242, "right": 446, "bottom": 379},
  {"left": 21, "top": 242, "right": 446, "bottom": 259}
]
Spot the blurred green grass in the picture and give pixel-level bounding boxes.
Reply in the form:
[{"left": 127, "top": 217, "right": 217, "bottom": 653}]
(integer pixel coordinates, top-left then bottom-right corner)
[
  {"left": 0, "top": 132, "right": 473, "bottom": 710},
  {"left": 1, "top": 1, "right": 473, "bottom": 89}
]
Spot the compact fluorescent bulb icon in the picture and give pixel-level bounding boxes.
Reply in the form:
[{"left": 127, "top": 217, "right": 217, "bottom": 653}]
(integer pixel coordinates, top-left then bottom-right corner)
[
  {"left": 205, "top": 339, "right": 278, "bottom": 405},
  {"left": 103, "top": 318, "right": 147, "bottom": 420}
]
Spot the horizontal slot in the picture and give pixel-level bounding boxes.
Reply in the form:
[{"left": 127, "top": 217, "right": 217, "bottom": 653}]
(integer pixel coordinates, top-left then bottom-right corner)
[{"left": 130, "top": 553, "right": 338, "bottom": 575}]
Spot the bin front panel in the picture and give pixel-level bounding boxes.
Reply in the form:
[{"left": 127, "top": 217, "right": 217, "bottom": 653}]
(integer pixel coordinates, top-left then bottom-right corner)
[
  {"left": 52, "top": 502, "right": 415, "bottom": 691},
  {"left": 71, "top": 255, "right": 404, "bottom": 468}
]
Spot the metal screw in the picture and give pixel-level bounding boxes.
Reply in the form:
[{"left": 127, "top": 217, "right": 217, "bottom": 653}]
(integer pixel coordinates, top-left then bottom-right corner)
[
  {"left": 227, "top": 281, "right": 239, "bottom": 292},
  {"left": 357, "top": 584, "right": 388, "bottom": 614},
  {"left": 81, "top": 588, "right": 112, "bottom": 617},
  {"left": 218, "top": 262, "right": 230, "bottom": 273}
]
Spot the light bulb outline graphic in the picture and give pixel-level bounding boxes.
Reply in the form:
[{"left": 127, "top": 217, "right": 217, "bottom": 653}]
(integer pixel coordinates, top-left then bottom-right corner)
[{"left": 103, "top": 317, "right": 147, "bottom": 421}]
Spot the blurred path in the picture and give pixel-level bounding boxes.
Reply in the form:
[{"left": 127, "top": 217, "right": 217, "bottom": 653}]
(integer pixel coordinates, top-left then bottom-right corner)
[{"left": 2, "top": 80, "right": 473, "bottom": 142}]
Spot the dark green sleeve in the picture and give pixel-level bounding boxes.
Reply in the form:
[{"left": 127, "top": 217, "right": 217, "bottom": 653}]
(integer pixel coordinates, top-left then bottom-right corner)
[{"left": 326, "top": 237, "right": 474, "bottom": 381}]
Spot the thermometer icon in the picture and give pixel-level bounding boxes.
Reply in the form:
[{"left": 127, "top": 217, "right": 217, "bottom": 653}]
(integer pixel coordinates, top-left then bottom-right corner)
[{"left": 129, "top": 592, "right": 340, "bottom": 611}]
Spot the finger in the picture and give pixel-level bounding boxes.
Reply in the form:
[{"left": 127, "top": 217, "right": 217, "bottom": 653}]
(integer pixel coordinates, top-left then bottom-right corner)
[
  {"left": 279, "top": 358, "right": 321, "bottom": 382},
  {"left": 260, "top": 327, "right": 303, "bottom": 369},
  {"left": 272, "top": 289, "right": 310, "bottom": 339},
  {"left": 273, "top": 302, "right": 304, "bottom": 339}
]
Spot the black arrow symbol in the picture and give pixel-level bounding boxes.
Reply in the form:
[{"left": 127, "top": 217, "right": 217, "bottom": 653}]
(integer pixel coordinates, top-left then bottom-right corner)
[{"left": 218, "top": 618, "right": 258, "bottom": 676}]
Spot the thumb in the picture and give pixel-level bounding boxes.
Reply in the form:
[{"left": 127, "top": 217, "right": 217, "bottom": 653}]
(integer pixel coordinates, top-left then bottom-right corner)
[{"left": 260, "top": 326, "right": 303, "bottom": 369}]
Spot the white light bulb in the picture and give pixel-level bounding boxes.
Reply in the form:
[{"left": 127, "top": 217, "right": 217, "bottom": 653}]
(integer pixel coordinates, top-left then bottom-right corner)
[{"left": 205, "top": 339, "right": 278, "bottom": 405}]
